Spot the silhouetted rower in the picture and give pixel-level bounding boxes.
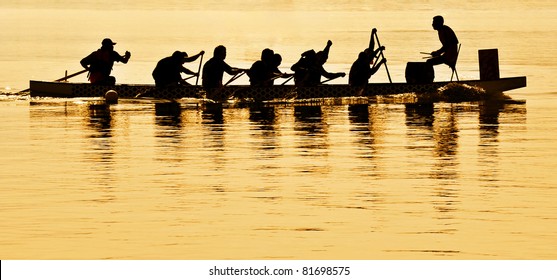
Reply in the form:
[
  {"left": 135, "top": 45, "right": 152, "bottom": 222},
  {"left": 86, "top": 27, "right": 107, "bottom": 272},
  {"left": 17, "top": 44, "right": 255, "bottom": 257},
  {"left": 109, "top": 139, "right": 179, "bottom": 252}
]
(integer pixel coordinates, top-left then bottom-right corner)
[
  {"left": 247, "top": 48, "right": 275, "bottom": 86},
  {"left": 291, "top": 40, "right": 345, "bottom": 86},
  {"left": 80, "top": 38, "right": 131, "bottom": 85},
  {"left": 152, "top": 50, "right": 204, "bottom": 87},
  {"left": 349, "top": 28, "right": 387, "bottom": 86},
  {"left": 268, "top": 53, "right": 293, "bottom": 85},
  {"left": 202, "top": 45, "right": 243, "bottom": 90}
]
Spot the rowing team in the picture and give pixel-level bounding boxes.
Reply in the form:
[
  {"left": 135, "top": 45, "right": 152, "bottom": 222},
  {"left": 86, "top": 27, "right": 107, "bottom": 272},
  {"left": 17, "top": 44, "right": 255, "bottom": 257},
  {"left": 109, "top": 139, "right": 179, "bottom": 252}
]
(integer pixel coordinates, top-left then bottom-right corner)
[
  {"left": 79, "top": 29, "right": 387, "bottom": 90},
  {"left": 81, "top": 17, "right": 457, "bottom": 91}
]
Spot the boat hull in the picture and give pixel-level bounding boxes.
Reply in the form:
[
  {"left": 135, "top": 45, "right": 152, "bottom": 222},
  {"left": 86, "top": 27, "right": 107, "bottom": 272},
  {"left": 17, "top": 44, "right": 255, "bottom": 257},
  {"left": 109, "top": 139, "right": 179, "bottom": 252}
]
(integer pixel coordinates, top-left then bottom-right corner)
[{"left": 29, "top": 76, "right": 526, "bottom": 100}]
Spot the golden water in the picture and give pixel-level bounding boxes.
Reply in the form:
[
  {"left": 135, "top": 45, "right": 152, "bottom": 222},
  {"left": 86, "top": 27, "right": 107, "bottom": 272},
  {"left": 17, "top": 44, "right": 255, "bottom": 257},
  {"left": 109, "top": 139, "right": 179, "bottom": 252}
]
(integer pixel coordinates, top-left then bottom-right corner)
[{"left": 1, "top": 0, "right": 556, "bottom": 259}]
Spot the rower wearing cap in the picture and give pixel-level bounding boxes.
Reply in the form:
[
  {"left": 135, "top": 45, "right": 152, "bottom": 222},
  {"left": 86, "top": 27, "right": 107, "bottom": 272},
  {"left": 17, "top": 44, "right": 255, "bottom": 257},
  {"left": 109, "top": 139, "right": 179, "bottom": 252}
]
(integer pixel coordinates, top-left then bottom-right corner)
[
  {"left": 152, "top": 50, "right": 204, "bottom": 87},
  {"left": 80, "top": 38, "right": 131, "bottom": 85}
]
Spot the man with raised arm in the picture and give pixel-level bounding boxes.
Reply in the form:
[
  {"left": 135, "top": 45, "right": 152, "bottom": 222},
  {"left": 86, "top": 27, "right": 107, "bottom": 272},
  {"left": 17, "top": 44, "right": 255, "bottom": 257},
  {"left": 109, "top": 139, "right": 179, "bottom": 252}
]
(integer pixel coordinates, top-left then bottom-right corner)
[{"left": 291, "top": 40, "right": 345, "bottom": 86}]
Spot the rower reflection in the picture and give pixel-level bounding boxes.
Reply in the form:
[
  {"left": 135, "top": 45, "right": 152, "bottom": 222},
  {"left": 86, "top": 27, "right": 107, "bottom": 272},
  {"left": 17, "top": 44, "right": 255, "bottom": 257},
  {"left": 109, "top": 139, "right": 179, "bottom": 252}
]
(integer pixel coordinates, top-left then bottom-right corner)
[
  {"left": 88, "top": 102, "right": 112, "bottom": 137},
  {"left": 202, "top": 103, "right": 224, "bottom": 124},
  {"left": 405, "top": 103, "right": 434, "bottom": 128},
  {"left": 155, "top": 101, "right": 181, "bottom": 117},
  {"left": 249, "top": 104, "right": 276, "bottom": 126},
  {"left": 294, "top": 105, "right": 328, "bottom": 141},
  {"left": 348, "top": 104, "right": 370, "bottom": 124}
]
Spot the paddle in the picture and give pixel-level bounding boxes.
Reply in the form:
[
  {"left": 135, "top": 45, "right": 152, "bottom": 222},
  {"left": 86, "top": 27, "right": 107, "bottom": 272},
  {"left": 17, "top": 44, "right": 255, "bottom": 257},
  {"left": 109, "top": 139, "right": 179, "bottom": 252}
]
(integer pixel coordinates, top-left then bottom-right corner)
[
  {"left": 195, "top": 53, "right": 204, "bottom": 86},
  {"left": 18, "top": 69, "right": 88, "bottom": 93},
  {"left": 320, "top": 75, "right": 342, "bottom": 84},
  {"left": 55, "top": 69, "right": 88, "bottom": 81},
  {"left": 224, "top": 70, "right": 246, "bottom": 86},
  {"left": 281, "top": 75, "right": 294, "bottom": 85},
  {"left": 262, "top": 72, "right": 294, "bottom": 85},
  {"left": 182, "top": 75, "right": 196, "bottom": 82},
  {"left": 373, "top": 31, "right": 392, "bottom": 83}
]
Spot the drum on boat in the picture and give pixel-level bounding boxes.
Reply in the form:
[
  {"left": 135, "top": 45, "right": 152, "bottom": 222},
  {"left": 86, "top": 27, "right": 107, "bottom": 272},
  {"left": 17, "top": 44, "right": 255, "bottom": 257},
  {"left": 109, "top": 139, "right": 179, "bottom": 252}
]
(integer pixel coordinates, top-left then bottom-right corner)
[{"left": 405, "top": 62, "right": 434, "bottom": 84}]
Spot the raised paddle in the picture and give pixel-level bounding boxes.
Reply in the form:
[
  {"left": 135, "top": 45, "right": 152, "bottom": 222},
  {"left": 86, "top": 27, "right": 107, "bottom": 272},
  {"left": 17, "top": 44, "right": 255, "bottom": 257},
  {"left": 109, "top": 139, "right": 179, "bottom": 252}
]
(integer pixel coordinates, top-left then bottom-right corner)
[
  {"left": 195, "top": 52, "right": 204, "bottom": 86},
  {"left": 373, "top": 31, "right": 392, "bottom": 83},
  {"left": 18, "top": 69, "right": 88, "bottom": 93}
]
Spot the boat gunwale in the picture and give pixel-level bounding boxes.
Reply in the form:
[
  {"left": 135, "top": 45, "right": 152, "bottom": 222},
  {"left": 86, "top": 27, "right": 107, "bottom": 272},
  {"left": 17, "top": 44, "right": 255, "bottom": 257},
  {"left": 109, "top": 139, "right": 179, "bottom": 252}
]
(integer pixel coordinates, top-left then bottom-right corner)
[{"left": 28, "top": 76, "right": 527, "bottom": 100}]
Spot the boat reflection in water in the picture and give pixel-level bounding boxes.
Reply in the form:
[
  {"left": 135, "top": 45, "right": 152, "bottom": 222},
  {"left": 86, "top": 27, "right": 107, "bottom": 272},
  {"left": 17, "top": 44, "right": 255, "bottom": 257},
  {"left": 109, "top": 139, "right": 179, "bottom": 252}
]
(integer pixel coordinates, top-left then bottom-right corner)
[{"left": 20, "top": 97, "right": 529, "bottom": 259}]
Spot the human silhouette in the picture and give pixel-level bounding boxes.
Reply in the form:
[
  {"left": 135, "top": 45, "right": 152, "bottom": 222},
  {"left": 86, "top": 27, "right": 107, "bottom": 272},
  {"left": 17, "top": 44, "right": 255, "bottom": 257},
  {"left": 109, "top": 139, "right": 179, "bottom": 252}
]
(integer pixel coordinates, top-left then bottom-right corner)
[
  {"left": 202, "top": 45, "right": 243, "bottom": 90},
  {"left": 247, "top": 48, "right": 275, "bottom": 86},
  {"left": 80, "top": 38, "right": 131, "bottom": 85},
  {"left": 268, "top": 53, "right": 293, "bottom": 85},
  {"left": 291, "top": 40, "right": 345, "bottom": 86},
  {"left": 152, "top": 50, "right": 204, "bottom": 87},
  {"left": 349, "top": 28, "right": 387, "bottom": 86},
  {"left": 291, "top": 49, "right": 316, "bottom": 86},
  {"left": 427, "top": 16, "right": 459, "bottom": 69}
]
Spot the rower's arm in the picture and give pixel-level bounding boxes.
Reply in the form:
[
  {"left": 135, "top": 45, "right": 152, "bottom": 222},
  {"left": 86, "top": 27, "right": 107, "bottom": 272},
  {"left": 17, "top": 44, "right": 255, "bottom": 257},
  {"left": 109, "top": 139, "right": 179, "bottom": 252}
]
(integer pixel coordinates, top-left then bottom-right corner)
[
  {"left": 120, "top": 51, "right": 131, "bottom": 64},
  {"left": 80, "top": 53, "right": 93, "bottom": 70},
  {"left": 183, "top": 51, "right": 205, "bottom": 63}
]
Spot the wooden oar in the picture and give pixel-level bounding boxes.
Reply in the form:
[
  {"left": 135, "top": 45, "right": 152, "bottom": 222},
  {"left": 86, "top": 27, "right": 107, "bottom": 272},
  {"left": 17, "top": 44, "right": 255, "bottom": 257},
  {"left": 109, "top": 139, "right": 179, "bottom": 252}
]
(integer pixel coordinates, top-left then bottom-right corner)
[
  {"left": 262, "top": 73, "right": 294, "bottom": 85},
  {"left": 55, "top": 69, "right": 88, "bottom": 81},
  {"left": 182, "top": 75, "right": 196, "bottom": 82},
  {"left": 374, "top": 31, "right": 392, "bottom": 83},
  {"left": 195, "top": 53, "right": 204, "bottom": 86},
  {"left": 281, "top": 75, "right": 295, "bottom": 85},
  {"left": 224, "top": 71, "right": 245, "bottom": 86},
  {"left": 18, "top": 69, "right": 88, "bottom": 93},
  {"left": 321, "top": 75, "right": 341, "bottom": 84}
]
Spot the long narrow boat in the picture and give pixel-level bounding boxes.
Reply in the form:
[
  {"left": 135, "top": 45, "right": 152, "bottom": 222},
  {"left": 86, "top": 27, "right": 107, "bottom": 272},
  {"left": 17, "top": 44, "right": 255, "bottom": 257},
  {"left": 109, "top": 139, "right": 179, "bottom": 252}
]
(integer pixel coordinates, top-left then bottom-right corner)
[{"left": 29, "top": 76, "right": 526, "bottom": 101}]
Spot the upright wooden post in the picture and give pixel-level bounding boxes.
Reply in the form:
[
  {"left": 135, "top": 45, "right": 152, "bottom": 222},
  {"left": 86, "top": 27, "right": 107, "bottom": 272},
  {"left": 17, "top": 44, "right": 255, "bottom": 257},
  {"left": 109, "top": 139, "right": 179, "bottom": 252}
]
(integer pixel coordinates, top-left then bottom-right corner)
[{"left": 479, "top": 49, "right": 500, "bottom": 81}]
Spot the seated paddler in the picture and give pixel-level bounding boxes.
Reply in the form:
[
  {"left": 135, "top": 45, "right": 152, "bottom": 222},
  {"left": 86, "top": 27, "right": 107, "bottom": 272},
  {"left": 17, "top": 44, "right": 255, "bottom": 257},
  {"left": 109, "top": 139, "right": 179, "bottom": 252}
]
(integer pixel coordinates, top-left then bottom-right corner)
[
  {"left": 291, "top": 40, "right": 345, "bottom": 86},
  {"left": 80, "top": 38, "right": 131, "bottom": 85},
  {"left": 349, "top": 28, "right": 387, "bottom": 87},
  {"left": 152, "top": 50, "right": 204, "bottom": 87}
]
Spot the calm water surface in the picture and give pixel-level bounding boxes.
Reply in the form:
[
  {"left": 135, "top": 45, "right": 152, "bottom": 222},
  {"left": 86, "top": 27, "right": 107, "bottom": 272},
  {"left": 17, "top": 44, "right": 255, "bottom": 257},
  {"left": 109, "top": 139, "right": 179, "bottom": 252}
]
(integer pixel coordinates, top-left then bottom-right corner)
[{"left": 1, "top": 0, "right": 557, "bottom": 259}]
